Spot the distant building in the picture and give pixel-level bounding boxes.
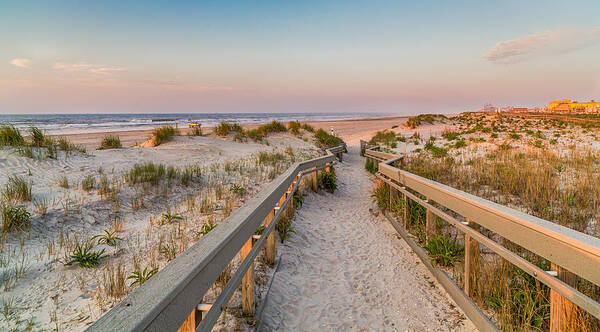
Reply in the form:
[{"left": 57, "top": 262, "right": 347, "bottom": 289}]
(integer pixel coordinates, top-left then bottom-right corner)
[
  {"left": 548, "top": 99, "right": 600, "bottom": 113},
  {"left": 483, "top": 102, "right": 496, "bottom": 112},
  {"left": 511, "top": 107, "right": 529, "bottom": 112}
]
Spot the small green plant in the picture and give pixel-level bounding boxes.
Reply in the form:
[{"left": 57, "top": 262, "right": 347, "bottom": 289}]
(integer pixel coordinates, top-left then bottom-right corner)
[
  {"left": 229, "top": 184, "right": 246, "bottom": 196},
  {"left": 293, "top": 193, "right": 304, "bottom": 208},
  {"left": 92, "top": 230, "right": 122, "bottom": 246},
  {"left": 128, "top": 266, "right": 158, "bottom": 287},
  {"left": 424, "top": 235, "right": 463, "bottom": 267},
  {"left": 98, "top": 135, "right": 122, "bottom": 149},
  {"left": 65, "top": 245, "right": 106, "bottom": 268},
  {"left": 198, "top": 221, "right": 216, "bottom": 236},
  {"left": 319, "top": 171, "right": 337, "bottom": 193},
  {"left": 161, "top": 211, "right": 183, "bottom": 224},
  {"left": 255, "top": 225, "right": 266, "bottom": 235},
  {"left": 276, "top": 213, "right": 293, "bottom": 242},
  {"left": 1, "top": 204, "right": 31, "bottom": 232},
  {"left": 301, "top": 123, "right": 315, "bottom": 132},
  {"left": 509, "top": 132, "right": 521, "bottom": 140}
]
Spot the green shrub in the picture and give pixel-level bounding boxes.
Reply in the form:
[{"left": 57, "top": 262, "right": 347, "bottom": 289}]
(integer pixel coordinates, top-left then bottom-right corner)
[
  {"left": 318, "top": 171, "right": 337, "bottom": 193},
  {"left": 424, "top": 235, "right": 464, "bottom": 267},
  {"left": 99, "top": 135, "right": 122, "bottom": 149},
  {"left": 293, "top": 193, "right": 304, "bottom": 208},
  {"left": 314, "top": 129, "right": 343, "bottom": 148},
  {"left": 442, "top": 131, "right": 460, "bottom": 141},
  {"left": 152, "top": 126, "right": 178, "bottom": 146},
  {"left": 92, "top": 230, "right": 121, "bottom": 246},
  {"left": 452, "top": 139, "right": 467, "bottom": 149},
  {"left": 1, "top": 204, "right": 31, "bottom": 232},
  {"left": 0, "top": 125, "right": 24, "bottom": 147}
]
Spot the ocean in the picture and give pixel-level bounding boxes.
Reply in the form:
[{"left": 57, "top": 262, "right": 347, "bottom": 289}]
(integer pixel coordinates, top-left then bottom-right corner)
[{"left": 0, "top": 112, "right": 393, "bottom": 135}]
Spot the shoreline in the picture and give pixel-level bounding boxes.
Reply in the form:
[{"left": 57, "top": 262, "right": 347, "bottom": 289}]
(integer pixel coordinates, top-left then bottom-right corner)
[{"left": 49, "top": 115, "right": 411, "bottom": 148}]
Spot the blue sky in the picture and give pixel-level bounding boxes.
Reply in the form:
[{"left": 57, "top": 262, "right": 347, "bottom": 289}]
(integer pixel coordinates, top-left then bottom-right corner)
[{"left": 2, "top": 1, "right": 600, "bottom": 114}]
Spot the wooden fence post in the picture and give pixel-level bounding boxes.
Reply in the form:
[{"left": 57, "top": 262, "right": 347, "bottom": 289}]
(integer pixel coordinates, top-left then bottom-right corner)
[
  {"left": 312, "top": 167, "right": 318, "bottom": 192},
  {"left": 177, "top": 309, "right": 197, "bottom": 332},
  {"left": 464, "top": 220, "right": 480, "bottom": 298},
  {"left": 240, "top": 238, "right": 254, "bottom": 316},
  {"left": 403, "top": 194, "right": 410, "bottom": 228},
  {"left": 264, "top": 209, "right": 275, "bottom": 266},
  {"left": 425, "top": 197, "right": 437, "bottom": 241},
  {"left": 550, "top": 264, "right": 578, "bottom": 332}
]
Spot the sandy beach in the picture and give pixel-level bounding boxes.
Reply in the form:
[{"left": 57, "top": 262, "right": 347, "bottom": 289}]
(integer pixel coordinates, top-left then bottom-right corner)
[{"left": 0, "top": 115, "right": 475, "bottom": 331}]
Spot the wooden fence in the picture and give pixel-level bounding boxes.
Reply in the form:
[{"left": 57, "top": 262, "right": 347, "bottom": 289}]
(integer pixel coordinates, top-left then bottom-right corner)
[
  {"left": 362, "top": 140, "right": 600, "bottom": 332},
  {"left": 88, "top": 144, "right": 346, "bottom": 332}
]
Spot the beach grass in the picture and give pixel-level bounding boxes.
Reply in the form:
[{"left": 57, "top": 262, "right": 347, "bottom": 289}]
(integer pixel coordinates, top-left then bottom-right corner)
[
  {"left": 0, "top": 125, "right": 24, "bottom": 147},
  {"left": 151, "top": 126, "right": 178, "bottom": 146},
  {"left": 99, "top": 135, "right": 122, "bottom": 149}
]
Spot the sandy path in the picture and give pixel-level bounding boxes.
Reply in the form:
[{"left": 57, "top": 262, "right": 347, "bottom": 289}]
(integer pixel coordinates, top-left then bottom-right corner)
[{"left": 258, "top": 146, "right": 476, "bottom": 331}]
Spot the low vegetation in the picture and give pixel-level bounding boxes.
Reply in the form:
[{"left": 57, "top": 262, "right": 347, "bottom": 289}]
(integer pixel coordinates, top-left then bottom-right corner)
[
  {"left": 318, "top": 171, "right": 337, "bottom": 193},
  {"left": 151, "top": 125, "right": 178, "bottom": 146},
  {"left": 98, "top": 135, "right": 122, "bottom": 149},
  {"left": 314, "top": 129, "right": 343, "bottom": 149}
]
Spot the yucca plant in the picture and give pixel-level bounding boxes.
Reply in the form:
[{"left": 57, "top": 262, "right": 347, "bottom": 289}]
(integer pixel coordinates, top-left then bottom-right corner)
[
  {"left": 65, "top": 245, "right": 106, "bottom": 268},
  {"left": 127, "top": 266, "right": 158, "bottom": 287},
  {"left": 92, "top": 230, "right": 121, "bottom": 246},
  {"left": 161, "top": 211, "right": 183, "bottom": 224}
]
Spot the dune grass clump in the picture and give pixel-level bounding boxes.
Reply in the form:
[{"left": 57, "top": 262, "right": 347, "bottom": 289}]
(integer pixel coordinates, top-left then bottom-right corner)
[
  {"left": 99, "top": 135, "right": 122, "bottom": 149},
  {"left": 288, "top": 121, "right": 301, "bottom": 135},
  {"left": 301, "top": 123, "right": 315, "bottom": 132},
  {"left": 151, "top": 126, "right": 178, "bottom": 146},
  {"left": 125, "top": 162, "right": 166, "bottom": 185},
  {"left": 257, "top": 121, "right": 287, "bottom": 135},
  {"left": 245, "top": 129, "right": 264, "bottom": 142},
  {"left": 314, "top": 129, "right": 343, "bottom": 149},
  {"left": 369, "top": 130, "right": 397, "bottom": 147},
  {"left": 1, "top": 204, "right": 31, "bottom": 233},
  {"left": 214, "top": 122, "right": 243, "bottom": 137},
  {"left": 28, "top": 126, "right": 46, "bottom": 147},
  {"left": 371, "top": 180, "right": 389, "bottom": 211},
  {"left": 365, "top": 159, "right": 378, "bottom": 174},
  {"left": 3, "top": 175, "right": 32, "bottom": 202},
  {"left": 81, "top": 174, "right": 96, "bottom": 191},
  {"left": 188, "top": 126, "right": 202, "bottom": 136},
  {"left": 0, "top": 125, "right": 24, "bottom": 147}
]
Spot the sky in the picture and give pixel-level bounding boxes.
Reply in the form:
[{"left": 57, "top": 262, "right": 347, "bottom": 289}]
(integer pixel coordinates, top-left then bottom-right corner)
[{"left": 2, "top": 0, "right": 600, "bottom": 115}]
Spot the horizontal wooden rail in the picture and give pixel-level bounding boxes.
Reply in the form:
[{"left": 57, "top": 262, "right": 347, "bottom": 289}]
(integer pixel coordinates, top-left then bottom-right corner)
[
  {"left": 363, "top": 143, "right": 600, "bottom": 330},
  {"left": 88, "top": 143, "right": 346, "bottom": 332}
]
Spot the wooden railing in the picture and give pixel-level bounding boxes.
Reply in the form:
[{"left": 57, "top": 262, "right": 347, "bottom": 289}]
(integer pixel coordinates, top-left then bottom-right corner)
[
  {"left": 362, "top": 140, "right": 600, "bottom": 332},
  {"left": 88, "top": 144, "right": 346, "bottom": 332}
]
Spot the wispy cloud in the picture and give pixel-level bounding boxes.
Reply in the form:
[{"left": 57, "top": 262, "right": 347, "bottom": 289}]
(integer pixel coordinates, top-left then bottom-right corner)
[
  {"left": 483, "top": 27, "right": 600, "bottom": 64},
  {"left": 53, "top": 62, "right": 123, "bottom": 75},
  {"left": 10, "top": 58, "right": 31, "bottom": 68}
]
